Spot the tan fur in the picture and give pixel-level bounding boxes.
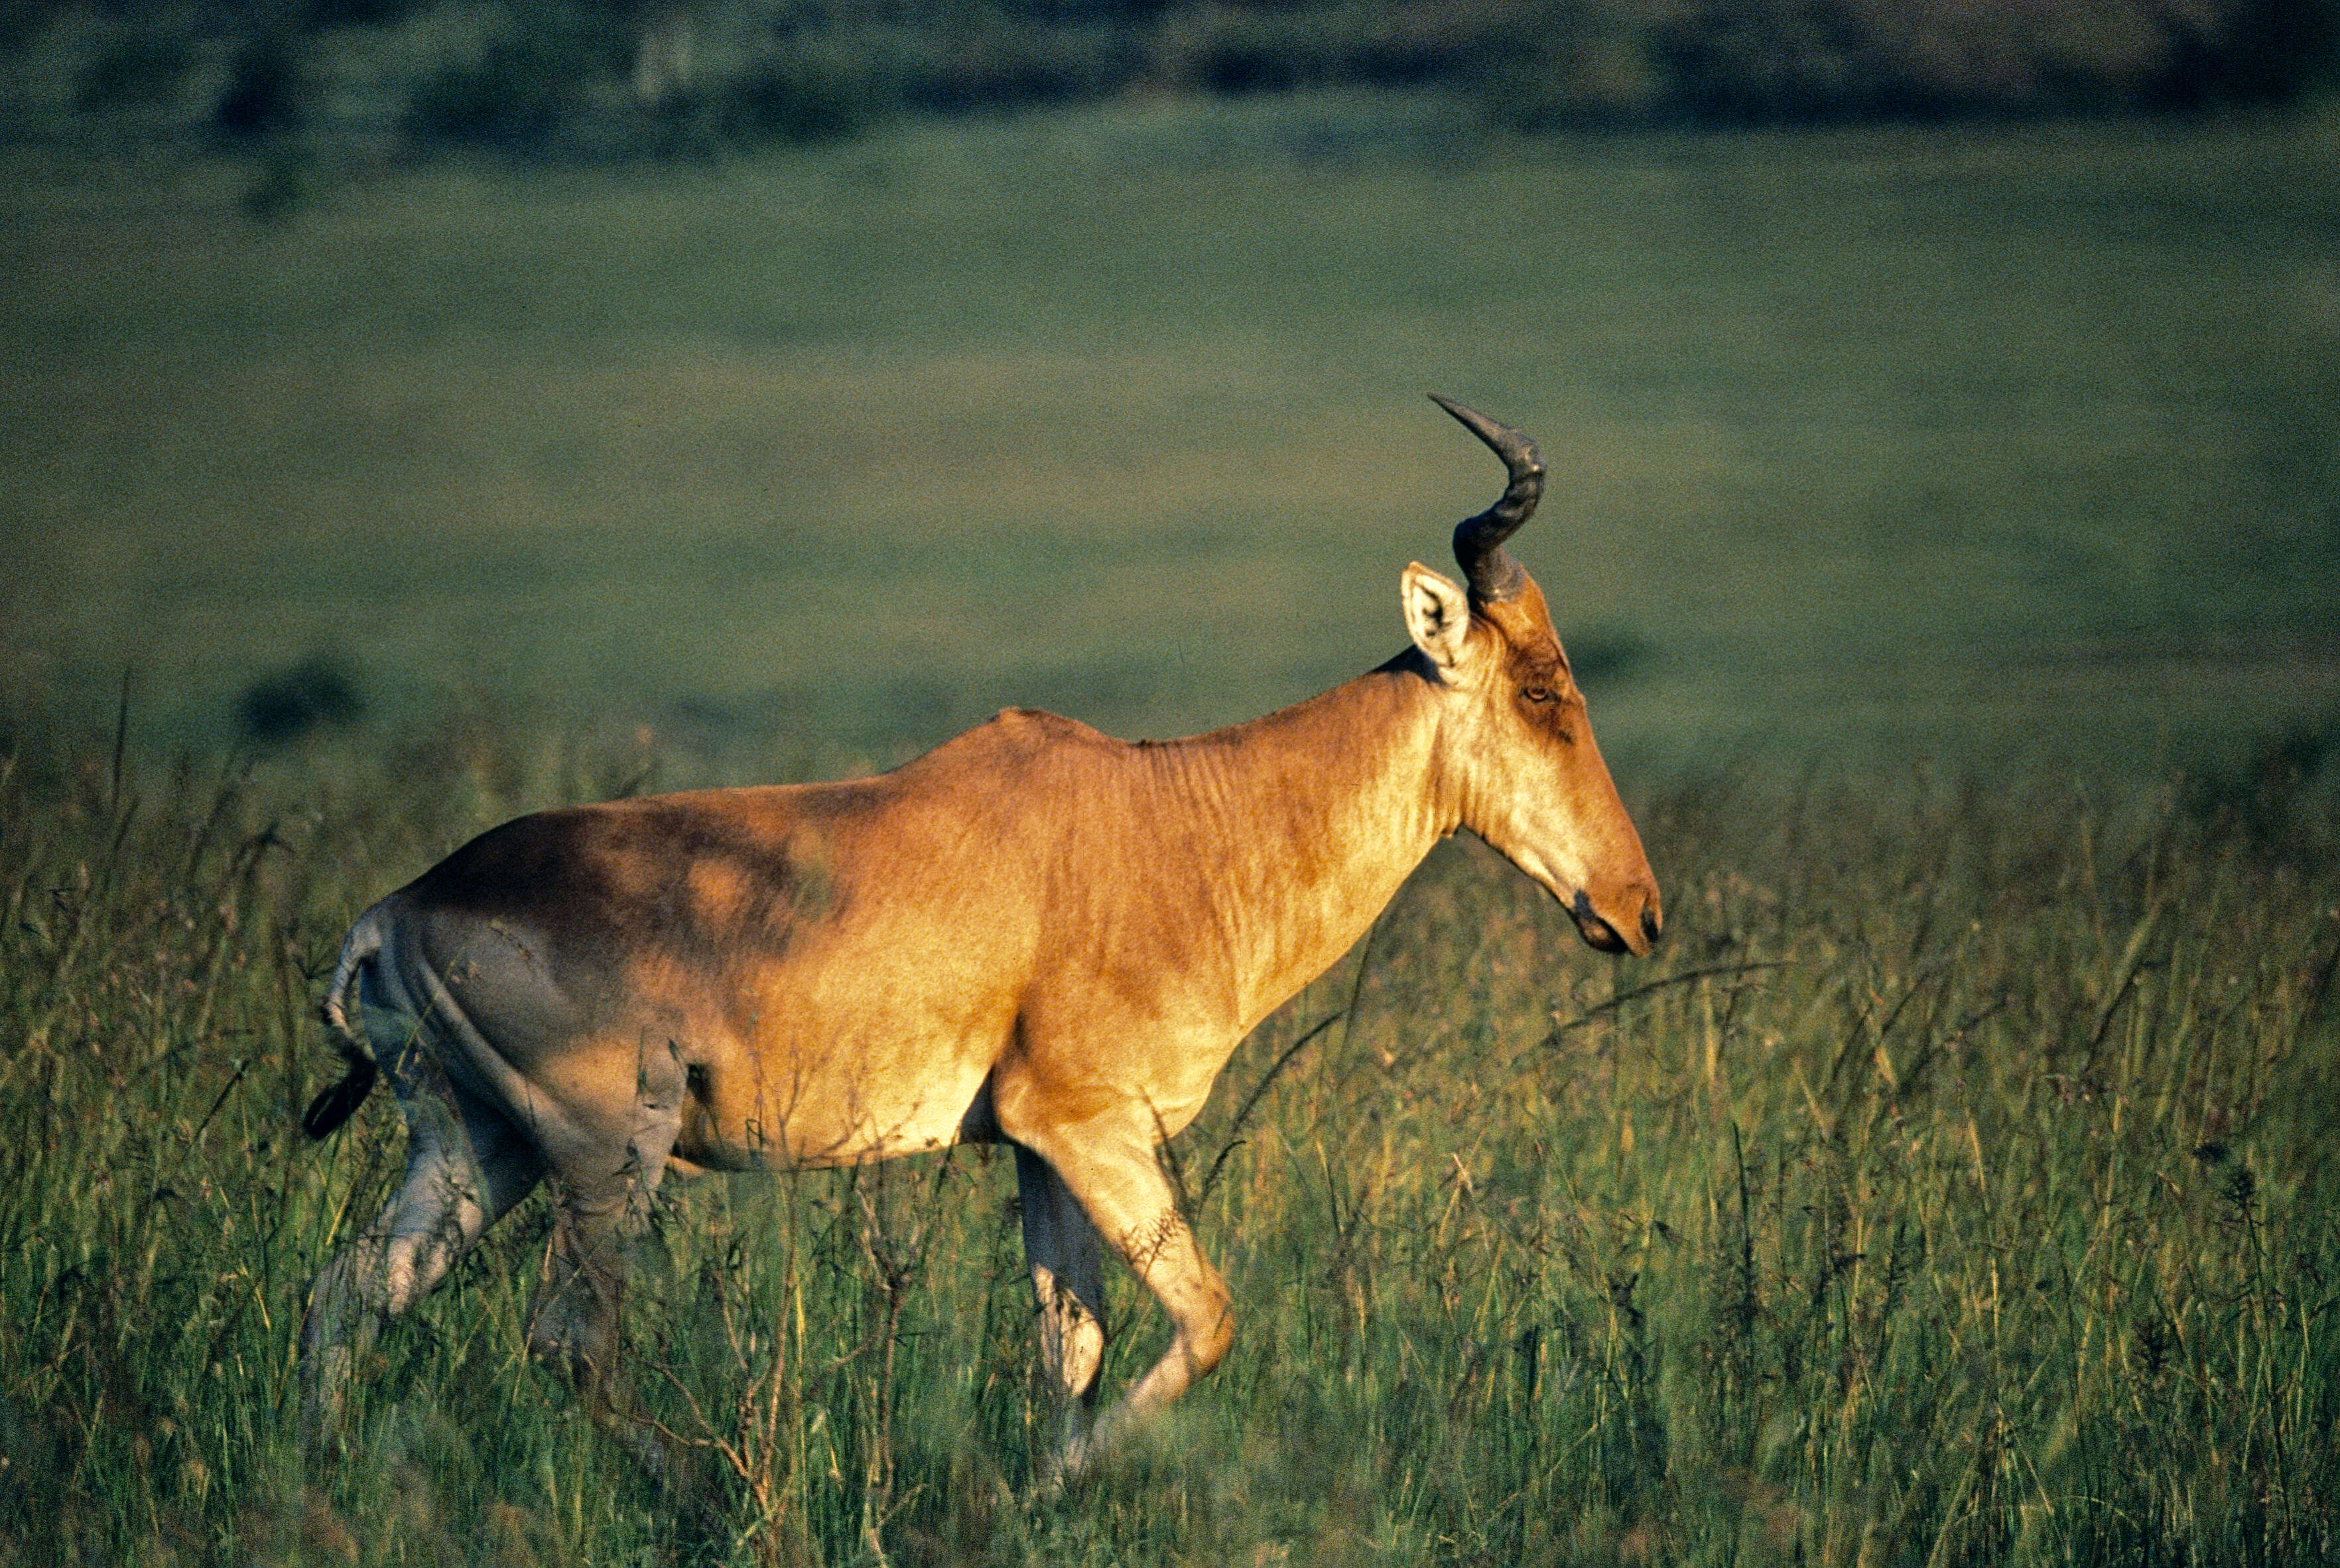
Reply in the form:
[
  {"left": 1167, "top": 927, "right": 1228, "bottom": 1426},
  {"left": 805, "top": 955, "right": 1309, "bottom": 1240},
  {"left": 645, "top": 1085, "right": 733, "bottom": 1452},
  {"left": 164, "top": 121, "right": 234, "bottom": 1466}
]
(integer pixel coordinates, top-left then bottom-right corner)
[{"left": 300, "top": 551, "right": 1659, "bottom": 1482}]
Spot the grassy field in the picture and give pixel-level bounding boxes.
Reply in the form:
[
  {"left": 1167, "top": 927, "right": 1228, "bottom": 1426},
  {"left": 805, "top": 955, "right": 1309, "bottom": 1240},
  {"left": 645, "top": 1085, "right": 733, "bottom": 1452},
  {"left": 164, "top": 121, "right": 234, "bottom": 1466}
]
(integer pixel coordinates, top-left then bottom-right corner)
[
  {"left": 1, "top": 721, "right": 2335, "bottom": 1565},
  {"left": 5, "top": 92, "right": 2339, "bottom": 777},
  {"left": 3, "top": 90, "right": 2340, "bottom": 1565}
]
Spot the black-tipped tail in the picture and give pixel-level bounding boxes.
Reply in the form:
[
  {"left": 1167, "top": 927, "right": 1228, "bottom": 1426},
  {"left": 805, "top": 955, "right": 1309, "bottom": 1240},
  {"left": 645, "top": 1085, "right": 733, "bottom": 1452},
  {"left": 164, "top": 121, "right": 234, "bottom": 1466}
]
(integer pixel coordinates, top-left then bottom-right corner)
[
  {"left": 302, "top": 1039, "right": 377, "bottom": 1140},
  {"left": 306, "top": 906, "right": 389, "bottom": 1140}
]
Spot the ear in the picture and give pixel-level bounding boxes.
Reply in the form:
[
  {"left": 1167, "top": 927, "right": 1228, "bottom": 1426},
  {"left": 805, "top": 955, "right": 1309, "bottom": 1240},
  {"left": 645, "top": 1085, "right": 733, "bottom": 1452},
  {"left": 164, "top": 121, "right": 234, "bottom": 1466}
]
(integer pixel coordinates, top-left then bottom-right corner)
[{"left": 1400, "top": 562, "right": 1472, "bottom": 675}]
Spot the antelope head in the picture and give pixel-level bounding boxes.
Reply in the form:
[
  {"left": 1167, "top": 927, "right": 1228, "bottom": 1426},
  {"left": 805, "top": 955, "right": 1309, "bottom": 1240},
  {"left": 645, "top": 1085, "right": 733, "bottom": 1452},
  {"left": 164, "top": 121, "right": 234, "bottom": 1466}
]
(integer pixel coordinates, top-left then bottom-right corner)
[{"left": 1401, "top": 396, "right": 1662, "bottom": 956}]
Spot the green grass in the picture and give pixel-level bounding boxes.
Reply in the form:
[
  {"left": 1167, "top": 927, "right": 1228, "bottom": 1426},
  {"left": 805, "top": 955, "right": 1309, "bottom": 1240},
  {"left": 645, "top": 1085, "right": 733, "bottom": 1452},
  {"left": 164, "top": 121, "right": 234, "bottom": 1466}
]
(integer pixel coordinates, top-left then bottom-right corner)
[
  {"left": 3, "top": 90, "right": 2340, "bottom": 1565},
  {"left": 1, "top": 722, "right": 2336, "bottom": 1564},
  {"left": 5, "top": 92, "right": 2339, "bottom": 778}
]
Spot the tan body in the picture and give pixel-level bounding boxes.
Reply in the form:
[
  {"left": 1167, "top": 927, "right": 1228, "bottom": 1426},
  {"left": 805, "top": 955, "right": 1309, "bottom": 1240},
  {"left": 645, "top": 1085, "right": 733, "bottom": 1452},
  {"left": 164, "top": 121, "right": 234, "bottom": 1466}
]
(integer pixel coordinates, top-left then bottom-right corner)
[{"left": 299, "top": 401, "right": 1660, "bottom": 1481}]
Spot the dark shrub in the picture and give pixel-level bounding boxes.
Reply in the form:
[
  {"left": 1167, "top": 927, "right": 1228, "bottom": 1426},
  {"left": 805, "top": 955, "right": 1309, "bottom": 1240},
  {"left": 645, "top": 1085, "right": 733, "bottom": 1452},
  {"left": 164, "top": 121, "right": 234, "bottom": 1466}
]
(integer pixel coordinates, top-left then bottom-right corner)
[
  {"left": 2162, "top": 0, "right": 2340, "bottom": 103},
  {"left": 77, "top": 31, "right": 194, "bottom": 111},
  {"left": 300, "top": 0, "right": 424, "bottom": 24},
  {"left": 234, "top": 656, "right": 365, "bottom": 746},
  {"left": 904, "top": 19, "right": 1134, "bottom": 111},
  {"left": 2183, "top": 720, "right": 2340, "bottom": 859},
  {"left": 722, "top": 50, "right": 875, "bottom": 143},
  {"left": 405, "top": 29, "right": 602, "bottom": 146},
  {"left": 44, "top": 0, "right": 2340, "bottom": 159},
  {"left": 215, "top": 31, "right": 306, "bottom": 137}
]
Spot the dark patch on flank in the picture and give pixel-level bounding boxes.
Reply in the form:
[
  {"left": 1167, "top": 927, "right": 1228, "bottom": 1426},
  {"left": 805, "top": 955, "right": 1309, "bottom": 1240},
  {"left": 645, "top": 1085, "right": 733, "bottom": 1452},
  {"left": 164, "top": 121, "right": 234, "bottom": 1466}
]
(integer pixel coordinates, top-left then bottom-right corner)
[{"left": 408, "top": 800, "right": 838, "bottom": 980}]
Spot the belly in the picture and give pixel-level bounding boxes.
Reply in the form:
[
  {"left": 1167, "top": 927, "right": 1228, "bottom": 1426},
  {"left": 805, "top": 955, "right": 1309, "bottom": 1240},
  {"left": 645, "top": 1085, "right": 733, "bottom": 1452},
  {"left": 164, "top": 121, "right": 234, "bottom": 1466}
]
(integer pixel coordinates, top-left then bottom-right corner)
[{"left": 673, "top": 1029, "right": 1000, "bottom": 1171}]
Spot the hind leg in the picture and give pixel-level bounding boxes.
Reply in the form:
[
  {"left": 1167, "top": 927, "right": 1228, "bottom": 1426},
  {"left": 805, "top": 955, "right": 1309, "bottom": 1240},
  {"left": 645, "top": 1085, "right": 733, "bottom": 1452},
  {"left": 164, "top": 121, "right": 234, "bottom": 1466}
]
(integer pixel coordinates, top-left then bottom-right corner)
[
  {"left": 300, "top": 1043, "right": 544, "bottom": 1438},
  {"left": 519, "top": 1037, "right": 689, "bottom": 1478},
  {"left": 524, "top": 1158, "right": 672, "bottom": 1396}
]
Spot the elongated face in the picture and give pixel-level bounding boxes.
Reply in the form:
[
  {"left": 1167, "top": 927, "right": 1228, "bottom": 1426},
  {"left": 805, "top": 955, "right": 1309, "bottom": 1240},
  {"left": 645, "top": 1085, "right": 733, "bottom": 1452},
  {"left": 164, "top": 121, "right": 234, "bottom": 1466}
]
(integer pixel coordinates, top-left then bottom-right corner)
[{"left": 1401, "top": 562, "right": 1661, "bottom": 955}]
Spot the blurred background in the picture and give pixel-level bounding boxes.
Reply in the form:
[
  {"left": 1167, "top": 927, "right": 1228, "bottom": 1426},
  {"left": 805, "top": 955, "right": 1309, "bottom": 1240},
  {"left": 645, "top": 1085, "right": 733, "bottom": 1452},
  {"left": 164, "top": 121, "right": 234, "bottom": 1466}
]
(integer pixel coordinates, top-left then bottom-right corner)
[{"left": 3, "top": 0, "right": 2337, "bottom": 795}]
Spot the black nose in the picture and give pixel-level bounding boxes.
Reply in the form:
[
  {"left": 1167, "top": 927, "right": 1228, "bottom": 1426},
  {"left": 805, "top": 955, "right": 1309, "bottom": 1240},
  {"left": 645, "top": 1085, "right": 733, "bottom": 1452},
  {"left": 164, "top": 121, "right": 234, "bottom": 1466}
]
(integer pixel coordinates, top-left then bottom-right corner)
[{"left": 1640, "top": 907, "right": 1663, "bottom": 948}]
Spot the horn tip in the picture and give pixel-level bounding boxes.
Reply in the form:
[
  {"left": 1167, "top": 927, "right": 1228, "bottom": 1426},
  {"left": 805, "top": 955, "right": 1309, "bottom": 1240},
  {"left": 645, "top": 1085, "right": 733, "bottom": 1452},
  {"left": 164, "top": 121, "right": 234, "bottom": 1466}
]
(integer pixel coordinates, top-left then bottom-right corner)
[{"left": 1427, "top": 394, "right": 1541, "bottom": 472}]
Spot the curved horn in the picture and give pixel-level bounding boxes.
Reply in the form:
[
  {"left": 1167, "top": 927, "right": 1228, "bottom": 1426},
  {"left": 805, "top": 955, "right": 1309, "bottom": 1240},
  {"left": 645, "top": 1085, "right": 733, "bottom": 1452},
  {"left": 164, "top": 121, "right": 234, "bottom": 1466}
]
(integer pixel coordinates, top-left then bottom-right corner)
[{"left": 1431, "top": 394, "right": 1543, "bottom": 601}]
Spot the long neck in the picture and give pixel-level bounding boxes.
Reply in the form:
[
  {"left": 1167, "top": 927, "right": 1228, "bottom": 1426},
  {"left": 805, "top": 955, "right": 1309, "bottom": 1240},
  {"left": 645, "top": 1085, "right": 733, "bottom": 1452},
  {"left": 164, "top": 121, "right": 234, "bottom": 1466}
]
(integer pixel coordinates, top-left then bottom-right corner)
[{"left": 1137, "top": 657, "right": 1457, "bottom": 1031}]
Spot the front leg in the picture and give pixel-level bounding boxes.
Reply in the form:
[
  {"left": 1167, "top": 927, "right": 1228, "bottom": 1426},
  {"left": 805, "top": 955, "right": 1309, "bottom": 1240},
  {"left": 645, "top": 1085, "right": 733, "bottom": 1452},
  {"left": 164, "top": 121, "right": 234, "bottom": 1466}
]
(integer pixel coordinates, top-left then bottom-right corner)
[
  {"left": 1015, "top": 1145, "right": 1106, "bottom": 1470},
  {"left": 1007, "top": 1113, "right": 1234, "bottom": 1482}
]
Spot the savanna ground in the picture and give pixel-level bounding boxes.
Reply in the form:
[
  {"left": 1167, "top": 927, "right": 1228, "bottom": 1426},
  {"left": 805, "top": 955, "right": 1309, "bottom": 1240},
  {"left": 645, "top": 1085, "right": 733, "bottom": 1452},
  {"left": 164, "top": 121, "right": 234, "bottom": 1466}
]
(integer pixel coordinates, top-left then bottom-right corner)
[{"left": 3, "top": 92, "right": 2339, "bottom": 1564}]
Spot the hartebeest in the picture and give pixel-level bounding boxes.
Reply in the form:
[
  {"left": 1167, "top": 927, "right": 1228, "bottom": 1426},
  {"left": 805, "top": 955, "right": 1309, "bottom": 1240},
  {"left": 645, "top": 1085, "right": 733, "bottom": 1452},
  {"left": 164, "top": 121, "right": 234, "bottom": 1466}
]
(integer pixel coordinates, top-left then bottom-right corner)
[{"left": 299, "top": 397, "right": 1660, "bottom": 1480}]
